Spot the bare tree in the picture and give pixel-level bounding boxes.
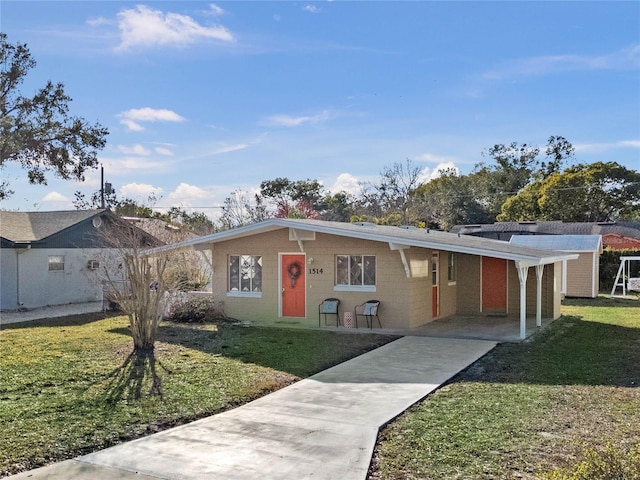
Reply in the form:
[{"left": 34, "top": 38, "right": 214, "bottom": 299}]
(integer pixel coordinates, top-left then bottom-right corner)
[
  {"left": 98, "top": 217, "right": 169, "bottom": 352},
  {"left": 220, "top": 189, "right": 267, "bottom": 229},
  {"left": 359, "top": 159, "right": 423, "bottom": 225}
]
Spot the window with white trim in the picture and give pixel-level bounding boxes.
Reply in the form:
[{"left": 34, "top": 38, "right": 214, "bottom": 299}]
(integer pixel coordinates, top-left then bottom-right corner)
[
  {"left": 228, "top": 255, "right": 262, "bottom": 294},
  {"left": 48, "top": 255, "right": 65, "bottom": 271},
  {"left": 336, "top": 255, "right": 376, "bottom": 287}
]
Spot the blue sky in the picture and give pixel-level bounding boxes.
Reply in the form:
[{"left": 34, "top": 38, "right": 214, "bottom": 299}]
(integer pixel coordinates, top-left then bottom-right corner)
[{"left": 1, "top": 1, "right": 639, "bottom": 218}]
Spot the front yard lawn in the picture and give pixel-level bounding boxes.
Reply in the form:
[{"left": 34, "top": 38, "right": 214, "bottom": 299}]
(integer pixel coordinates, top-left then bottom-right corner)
[
  {"left": 369, "top": 296, "right": 640, "bottom": 479},
  {"left": 0, "top": 314, "right": 396, "bottom": 477}
]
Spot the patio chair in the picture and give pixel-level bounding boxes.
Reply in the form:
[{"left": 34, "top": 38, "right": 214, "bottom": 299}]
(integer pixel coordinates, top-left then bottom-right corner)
[
  {"left": 318, "top": 298, "right": 341, "bottom": 327},
  {"left": 354, "top": 300, "right": 381, "bottom": 329}
]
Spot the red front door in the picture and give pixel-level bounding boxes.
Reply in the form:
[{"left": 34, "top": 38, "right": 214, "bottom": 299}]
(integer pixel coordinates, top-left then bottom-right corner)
[
  {"left": 281, "top": 254, "right": 306, "bottom": 317},
  {"left": 482, "top": 256, "right": 507, "bottom": 313}
]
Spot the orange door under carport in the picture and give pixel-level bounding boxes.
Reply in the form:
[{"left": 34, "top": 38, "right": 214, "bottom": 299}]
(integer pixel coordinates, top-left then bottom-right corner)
[
  {"left": 281, "top": 254, "right": 306, "bottom": 317},
  {"left": 482, "top": 256, "right": 507, "bottom": 313}
]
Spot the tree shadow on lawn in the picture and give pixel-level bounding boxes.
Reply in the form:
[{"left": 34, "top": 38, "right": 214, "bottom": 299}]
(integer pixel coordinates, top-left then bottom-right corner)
[
  {"left": 108, "top": 322, "right": 398, "bottom": 379},
  {"left": 101, "top": 349, "right": 171, "bottom": 404},
  {"left": 457, "top": 315, "right": 640, "bottom": 388}
]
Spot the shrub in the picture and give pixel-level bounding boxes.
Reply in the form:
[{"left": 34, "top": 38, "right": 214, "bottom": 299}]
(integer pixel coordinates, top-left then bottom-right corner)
[
  {"left": 167, "top": 296, "right": 226, "bottom": 323},
  {"left": 543, "top": 443, "right": 640, "bottom": 480}
]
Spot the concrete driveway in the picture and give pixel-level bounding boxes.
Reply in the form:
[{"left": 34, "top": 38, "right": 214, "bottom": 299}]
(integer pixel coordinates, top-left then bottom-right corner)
[{"left": 8, "top": 336, "right": 496, "bottom": 480}]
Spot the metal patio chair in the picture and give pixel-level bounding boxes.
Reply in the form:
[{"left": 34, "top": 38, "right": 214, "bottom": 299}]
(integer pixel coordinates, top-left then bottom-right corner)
[
  {"left": 318, "top": 298, "right": 341, "bottom": 327},
  {"left": 354, "top": 300, "right": 381, "bottom": 329}
]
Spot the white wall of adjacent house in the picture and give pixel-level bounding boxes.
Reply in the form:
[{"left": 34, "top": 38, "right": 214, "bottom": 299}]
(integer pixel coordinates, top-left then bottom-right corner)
[{"left": 1, "top": 248, "right": 108, "bottom": 310}]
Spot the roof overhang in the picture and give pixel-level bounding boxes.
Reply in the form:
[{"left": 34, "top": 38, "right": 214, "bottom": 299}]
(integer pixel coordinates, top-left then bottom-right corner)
[{"left": 143, "top": 219, "right": 579, "bottom": 266}]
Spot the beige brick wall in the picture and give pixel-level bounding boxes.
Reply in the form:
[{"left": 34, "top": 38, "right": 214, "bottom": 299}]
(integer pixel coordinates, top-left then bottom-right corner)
[
  {"left": 210, "top": 229, "right": 417, "bottom": 329},
  {"left": 456, "top": 254, "right": 481, "bottom": 314},
  {"left": 205, "top": 227, "right": 563, "bottom": 328}
]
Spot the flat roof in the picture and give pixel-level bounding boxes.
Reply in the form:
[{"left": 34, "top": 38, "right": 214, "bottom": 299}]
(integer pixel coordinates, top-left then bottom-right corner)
[{"left": 509, "top": 234, "right": 603, "bottom": 253}]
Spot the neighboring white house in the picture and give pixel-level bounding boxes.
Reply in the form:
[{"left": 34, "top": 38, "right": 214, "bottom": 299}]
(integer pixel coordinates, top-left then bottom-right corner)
[
  {"left": 0, "top": 210, "right": 158, "bottom": 311},
  {"left": 509, "top": 235, "right": 603, "bottom": 298}
]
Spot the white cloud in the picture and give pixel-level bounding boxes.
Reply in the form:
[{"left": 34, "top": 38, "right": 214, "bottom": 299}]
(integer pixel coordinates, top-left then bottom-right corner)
[
  {"left": 115, "top": 5, "right": 234, "bottom": 51},
  {"left": 328, "top": 173, "right": 361, "bottom": 196},
  {"left": 118, "top": 107, "right": 185, "bottom": 131},
  {"left": 574, "top": 140, "right": 640, "bottom": 153},
  {"left": 207, "top": 4, "right": 225, "bottom": 16},
  {"left": 119, "top": 182, "right": 164, "bottom": 202},
  {"left": 304, "top": 5, "right": 321, "bottom": 13},
  {"left": 417, "top": 162, "right": 461, "bottom": 184},
  {"left": 483, "top": 44, "right": 640, "bottom": 81},
  {"left": 154, "top": 146, "right": 174, "bottom": 156},
  {"left": 117, "top": 144, "right": 151, "bottom": 155},
  {"left": 166, "top": 183, "right": 211, "bottom": 203},
  {"left": 209, "top": 143, "right": 248, "bottom": 155},
  {"left": 265, "top": 110, "right": 330, "bottom": 127},
  {"left": 41, "top": 191, "right": 70, "bottom": 203},
  {"left": 87, "top": 16, "right": 112, "bottom": 27},
  {"left": 100, "top": 156, "right": 173, "bottom": 175}
]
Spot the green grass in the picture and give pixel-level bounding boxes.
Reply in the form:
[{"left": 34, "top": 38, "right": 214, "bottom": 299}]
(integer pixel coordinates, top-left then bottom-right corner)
[
  {"left": 0, "top": 314, "right": 397, "bottom": 477},
  {"left": 370, "top": 296, "right": 640, "bottom": 480}
]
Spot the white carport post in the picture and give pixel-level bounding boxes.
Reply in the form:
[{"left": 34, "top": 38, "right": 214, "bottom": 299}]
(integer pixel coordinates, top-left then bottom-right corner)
[
  {"left": 515, "top": 262, "right": 529, "bottom": 340},
  {"left": 536, "top": 264, "right": 544, "bottom": 327}
]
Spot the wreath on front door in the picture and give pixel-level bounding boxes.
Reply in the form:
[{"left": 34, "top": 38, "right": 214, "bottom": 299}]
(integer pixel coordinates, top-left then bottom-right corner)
[{"left": 287, "top": 261, "right": 302, "bottom": 288}]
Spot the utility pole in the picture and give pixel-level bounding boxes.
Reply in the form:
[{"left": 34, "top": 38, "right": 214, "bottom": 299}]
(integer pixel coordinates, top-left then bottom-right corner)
[
  {"left": 100, "top": 164, "right": 113, "bottom": 210},
  {"left": 100, "top": 164, "right": 105, "bottom": 209}
]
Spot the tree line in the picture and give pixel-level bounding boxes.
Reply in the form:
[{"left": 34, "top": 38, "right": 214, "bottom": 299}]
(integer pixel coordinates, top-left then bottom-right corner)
[
  {"left": 219, "top": 141, "right": 639, "bottom": 232},
  {"left": 71, "top": 136, "right": 640, "bottom": 236}
]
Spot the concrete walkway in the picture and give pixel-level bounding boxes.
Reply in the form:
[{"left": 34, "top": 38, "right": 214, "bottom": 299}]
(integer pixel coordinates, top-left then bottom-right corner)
[
  {"left": 0, "top": 302, "right": 103, "bottom": 325},
  {"left": 8, "top": 336, "right": 496, "bottom": 480}
]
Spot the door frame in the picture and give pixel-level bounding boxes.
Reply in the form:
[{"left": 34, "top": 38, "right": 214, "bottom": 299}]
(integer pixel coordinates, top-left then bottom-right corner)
[{"left": 279, "top": 252, "right": 306, "bottom": 318}]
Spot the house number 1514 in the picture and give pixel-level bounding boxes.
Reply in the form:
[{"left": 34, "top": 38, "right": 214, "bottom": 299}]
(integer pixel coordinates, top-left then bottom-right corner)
[{"left": 308, "top": 268, "right": 324, "bottom": 275}]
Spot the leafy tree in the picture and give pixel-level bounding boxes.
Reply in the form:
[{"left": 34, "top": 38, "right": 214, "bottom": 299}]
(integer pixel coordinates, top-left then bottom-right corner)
[
  {"left": 497, "top": 180, "right": 544, "bottom": 221},
  {"left": 0, "top": 33, "right": 108, "bottom": 200},
  {"left": 499, "top": 161, "right": 640, "bottom": 222},
  {"left": 319, "top": 191, "right": 357, "bottom": 222},
  {"left": 165, "top": 207, "right": 216, "bottom": 236},
  {"left": 275, "top": 199, "right": 321, "bottom": 219},
  {"left": 473, "top": 136, "right": 575, "bottom": 218},
  {"left": 538, "top": 162, "right": 640, "bottom": 222},
  {"left": 413, "top": 169, "right": 493, "bottom": 230},
  {"left": 259, "top": 177, "right": 324, "bottom": 215}
]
